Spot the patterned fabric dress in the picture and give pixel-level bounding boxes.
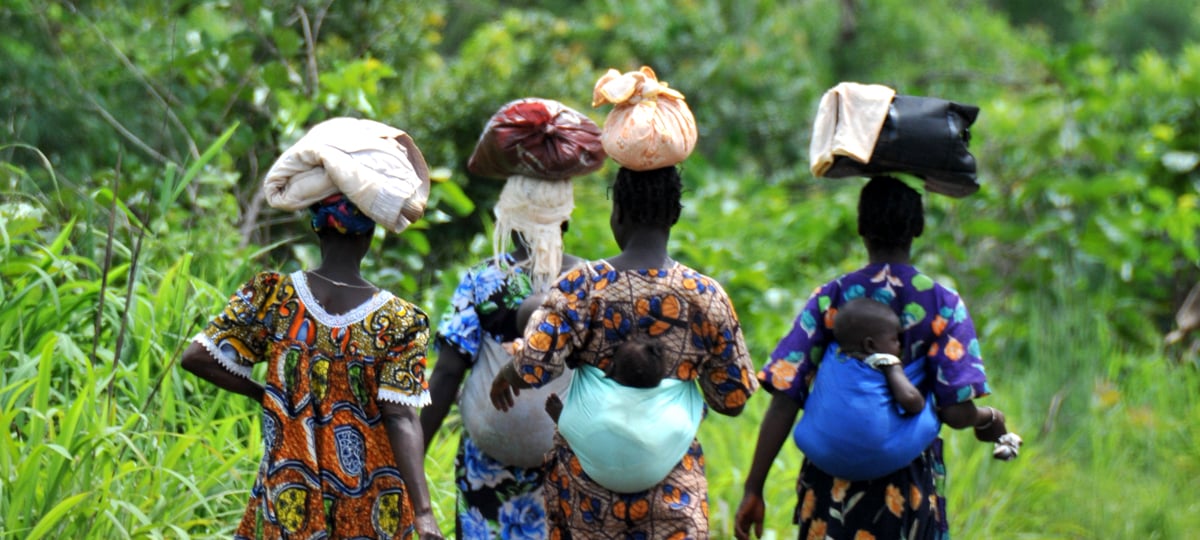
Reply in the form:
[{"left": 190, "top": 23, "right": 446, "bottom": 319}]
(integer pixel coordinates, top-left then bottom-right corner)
[
  {"left": 437, "top": 255, "right": 553, "bottom": 539},
  {"left": 514, "top": 260, "right": 758, "bottom": 539},
  {"left": 758, "top": 263, "right": 991, "bottom": 540},
  {"left": 194, "top": 271, "right": 431, "bottom": 540}
]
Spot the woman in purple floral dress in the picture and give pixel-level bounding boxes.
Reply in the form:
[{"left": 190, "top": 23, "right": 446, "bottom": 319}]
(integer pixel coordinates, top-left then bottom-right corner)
[{"left": 735, "top": 177, "right": 1014, "bottom": 540}]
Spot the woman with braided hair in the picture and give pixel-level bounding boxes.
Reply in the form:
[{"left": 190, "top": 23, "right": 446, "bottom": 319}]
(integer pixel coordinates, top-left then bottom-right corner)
[
  {"left": 735, "top": 176, "right": 1018, "bottom": 540},
  {"left": 491, "top": 164, "right": 758, "bottom": 538}
]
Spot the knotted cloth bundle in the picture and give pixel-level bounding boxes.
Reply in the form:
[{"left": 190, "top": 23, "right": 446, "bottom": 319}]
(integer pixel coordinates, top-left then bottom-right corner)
[
  {"left": 263, "top": 117, "right": 431, "bottom": 233},
  {"left": 593, "top": 66, "right": 697, "bottom": 171}
]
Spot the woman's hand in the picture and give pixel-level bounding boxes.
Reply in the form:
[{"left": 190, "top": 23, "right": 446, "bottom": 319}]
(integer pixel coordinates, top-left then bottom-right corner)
[
  {"left": 544, "top": 393, "right": 563, "bottom": 422},
  {"left": 414, "top": 512, "right": 444, "bottom": 539},
  {"left": 490, "top": 362, "right": 522, "bottom": 412},
  {"left": 733, "top": 492, "right": 765, "bottom": 540},
  {"left": 972, "top": 406, "right": 1008, "bottom": 443}
]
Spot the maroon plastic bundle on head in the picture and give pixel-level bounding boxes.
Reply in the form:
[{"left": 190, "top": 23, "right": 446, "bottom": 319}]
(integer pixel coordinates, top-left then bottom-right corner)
[{"left": 467, "top": 98, "right": 606, "bottom": 181}]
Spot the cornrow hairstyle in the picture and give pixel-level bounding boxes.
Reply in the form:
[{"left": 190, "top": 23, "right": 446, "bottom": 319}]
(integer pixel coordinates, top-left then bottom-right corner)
[
  {"left": 857, "top": 176, "right": 924, "bottom": 249},
  {"left": 612, "top": 166, "right": 683, "bottom": 227}
]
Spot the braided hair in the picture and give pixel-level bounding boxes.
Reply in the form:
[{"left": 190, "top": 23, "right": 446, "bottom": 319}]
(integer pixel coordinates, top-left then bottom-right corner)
[
  {"left": 857, "top": 176, "right": 924, "bottom": 249},
  {"left": 612, "top": 166, "right": 683, "bottom": 227}
]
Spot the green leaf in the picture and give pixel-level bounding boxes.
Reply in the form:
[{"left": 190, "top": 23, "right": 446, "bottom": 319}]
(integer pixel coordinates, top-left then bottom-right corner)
[
  {"left": 433, "top": 181, "right": 476, "bottom": 216},
  {"left": 25, "top": 491, "right": 92, "bottom": 540}
]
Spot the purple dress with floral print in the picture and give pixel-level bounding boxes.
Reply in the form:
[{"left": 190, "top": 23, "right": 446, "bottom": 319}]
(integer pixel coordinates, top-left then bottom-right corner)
[
  {"left": 438, "top": 255, "right": 548, "bottom": 540},
  {"left": 759, "top": 263, "right": 990, "bottom": 540}
]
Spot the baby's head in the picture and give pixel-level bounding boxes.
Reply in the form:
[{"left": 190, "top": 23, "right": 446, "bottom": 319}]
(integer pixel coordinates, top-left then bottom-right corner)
[
  {"left": 833, "top": 298, "right": 902, "bottom": 359},
  {"left": 609, "top": 338, "right": 666, "bottom": 389}
]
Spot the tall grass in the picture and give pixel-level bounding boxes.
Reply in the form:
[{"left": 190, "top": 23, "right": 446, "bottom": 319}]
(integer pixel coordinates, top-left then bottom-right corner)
[{"left": 4, "top": 154, "right": 1197, "bottom": 539}]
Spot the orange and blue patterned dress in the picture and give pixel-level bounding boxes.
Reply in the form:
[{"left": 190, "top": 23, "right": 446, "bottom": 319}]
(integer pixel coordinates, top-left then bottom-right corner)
[
  {"left": 513, "top": 260, "right": 758, "bottom": 539},
  {"left": 194, "top": 271, "right": 431, "bottom": 540}
]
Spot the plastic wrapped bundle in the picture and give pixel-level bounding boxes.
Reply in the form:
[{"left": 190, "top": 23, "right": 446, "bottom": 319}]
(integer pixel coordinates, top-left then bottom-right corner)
[
  {"left": 593, "top": 66, "right": 697, "bottom": 171},
  {"left": 811, "top": 82, "right": 982, "bottom": 198},
  {"left": 467, "top": 98, "right": 606, "bottom": 181}
]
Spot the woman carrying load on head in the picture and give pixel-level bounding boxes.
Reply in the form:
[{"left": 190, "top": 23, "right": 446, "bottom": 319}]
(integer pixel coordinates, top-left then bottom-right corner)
[
  {"left": 490, "top": 67, "right": 759, "bottom": 539},
  {"left": 181, "top": 118, "right": 443, "bottom": 539},
  {"left": 419, "top": 98, "right": 606, "bottom": 539},
  {"left": 734, "top": 176, "right": 1019, "bottom": 540}
]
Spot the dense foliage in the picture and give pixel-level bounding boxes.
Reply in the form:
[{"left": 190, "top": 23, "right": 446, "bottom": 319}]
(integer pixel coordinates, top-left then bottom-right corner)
[{"left": 3, "top": 1, "right": 1198, "bottom": 538}]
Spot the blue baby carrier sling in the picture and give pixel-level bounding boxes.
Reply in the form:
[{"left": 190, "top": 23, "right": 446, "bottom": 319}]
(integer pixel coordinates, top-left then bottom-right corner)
[{"left": 793, "top": 343, "right": 941, "bottom": 481}]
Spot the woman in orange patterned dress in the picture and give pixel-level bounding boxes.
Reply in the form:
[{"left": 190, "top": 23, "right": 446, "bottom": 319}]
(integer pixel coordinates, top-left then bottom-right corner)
[
  {"left": 491, "top": 165, "right": 759, "bottom": 539},
  {"left": 182, "top": 194, "right": 444, "bottom": 540}
]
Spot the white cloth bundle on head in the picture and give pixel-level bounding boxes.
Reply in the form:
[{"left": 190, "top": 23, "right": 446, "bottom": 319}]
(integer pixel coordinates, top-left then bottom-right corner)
[
  {"left": 593, "top": 66, "right": 697, "bottom": 171},
  {"left": 809, "top": 82, "right": 897, "bottom": 178},
  {"left": 494, "top": 175, "right": 574, "bottom": 292},
  {"left": 263, "top": 117, "right": 431, "bottom": 233}
]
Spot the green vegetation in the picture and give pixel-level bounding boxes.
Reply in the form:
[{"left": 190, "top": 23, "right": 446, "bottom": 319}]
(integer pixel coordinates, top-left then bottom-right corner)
[{"left": 3, "top": 1, "right": 1198, "bottom": 538}]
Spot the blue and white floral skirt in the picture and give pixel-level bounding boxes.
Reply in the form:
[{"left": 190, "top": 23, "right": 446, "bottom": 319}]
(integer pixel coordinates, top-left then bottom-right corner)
[{"left": 456, "top": 434, "right": 548, "bottom": 540}]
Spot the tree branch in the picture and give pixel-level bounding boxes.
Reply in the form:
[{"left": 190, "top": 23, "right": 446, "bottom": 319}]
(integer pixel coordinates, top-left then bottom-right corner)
[{"left": 296, "top": 5, "right": 320, "bottom": 98}]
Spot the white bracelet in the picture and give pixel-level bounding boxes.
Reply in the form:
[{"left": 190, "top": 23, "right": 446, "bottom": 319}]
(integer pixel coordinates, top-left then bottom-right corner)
[{"left": 864, "top": 353, "right": 901, "bottom": 370}]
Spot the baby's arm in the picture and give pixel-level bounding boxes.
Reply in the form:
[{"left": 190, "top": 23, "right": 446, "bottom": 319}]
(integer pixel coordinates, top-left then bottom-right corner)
[
  {"left": 865, "top": 354, "right": 924, "bottom": 414},
  {"left": 881, "top": 364, "right": 925, "bottom": 413}
]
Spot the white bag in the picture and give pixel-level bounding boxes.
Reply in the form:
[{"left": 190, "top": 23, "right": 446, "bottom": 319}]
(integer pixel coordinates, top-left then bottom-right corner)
[{"left": 458, "top": 339, "right": 572, "bottom": 468}]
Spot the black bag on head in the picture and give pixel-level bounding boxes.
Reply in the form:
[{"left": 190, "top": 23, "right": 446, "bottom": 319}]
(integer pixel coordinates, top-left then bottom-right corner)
[{"left": 824, "top": 95, "right": 981, "bottom": 198}]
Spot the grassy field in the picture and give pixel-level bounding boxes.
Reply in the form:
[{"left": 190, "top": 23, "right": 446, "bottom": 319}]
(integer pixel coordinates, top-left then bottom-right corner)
[{"left": 3, "top": 171, "right": 1198, "bottom": 539}]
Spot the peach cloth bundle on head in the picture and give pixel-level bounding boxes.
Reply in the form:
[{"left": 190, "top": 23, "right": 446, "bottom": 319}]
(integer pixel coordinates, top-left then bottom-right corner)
[
  {"left": 263, "top": 117, "right": 431, "bottom": 233},
  {"left": 593, "top": 66, "right": 697, "bottom": 171}
]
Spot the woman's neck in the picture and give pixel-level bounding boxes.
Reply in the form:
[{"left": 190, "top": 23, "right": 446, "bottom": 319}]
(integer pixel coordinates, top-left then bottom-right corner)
[
  {"left": 608, "top": 229, "right": 672, "bottom": 270},
  {"left": 866, "top": 244, "right": 912, "bottom": 266},
  {"left": 315, "top": 241, "right": 368, "bottom": 281}
]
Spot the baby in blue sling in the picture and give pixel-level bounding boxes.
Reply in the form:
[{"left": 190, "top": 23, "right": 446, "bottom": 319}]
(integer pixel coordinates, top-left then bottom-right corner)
[
  {"left": 544, "top": 337, "right": 665, "bottom": 420},
  {"left": 544, "top": 336, "right": 701, "bottom": 494},
  {"left": 833, "top": 297, "right": 926, "bottom": 415},
  {"left": 794, "top": 298, "right": 1021, "bottom": 481},
  {"left": 511, "top": 292, "right": 706, "bottom": 493}
]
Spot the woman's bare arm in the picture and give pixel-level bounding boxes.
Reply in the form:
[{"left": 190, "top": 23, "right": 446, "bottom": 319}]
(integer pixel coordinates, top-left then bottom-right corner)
[{"left": 180, "top": 341, "right": 264, "bottom": 401}]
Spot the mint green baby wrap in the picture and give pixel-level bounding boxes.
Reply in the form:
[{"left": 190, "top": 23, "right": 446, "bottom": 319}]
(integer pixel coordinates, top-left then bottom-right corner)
[{"left": 557, "top": 364, "right": 704, "bottom": 493}]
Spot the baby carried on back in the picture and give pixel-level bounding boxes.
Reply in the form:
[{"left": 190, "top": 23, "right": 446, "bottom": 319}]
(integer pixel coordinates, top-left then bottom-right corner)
[
  {"left": 792, "top": 297, "right": 942, "bottom": 481},
  {"left": 546, "top": 337, "right": 704, "bottom": 494}
]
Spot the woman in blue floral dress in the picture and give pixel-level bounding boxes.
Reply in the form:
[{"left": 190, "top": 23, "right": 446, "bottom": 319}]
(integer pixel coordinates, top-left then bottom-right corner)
[
  {"left": 424, "top": 249, "right": 580, "bottom": 538},
  {"left": 422, "top": 96, "right": 604, "bottom": 539},
  {"left": 734, "top": 177, "right": 1014, "bottom": 540}
]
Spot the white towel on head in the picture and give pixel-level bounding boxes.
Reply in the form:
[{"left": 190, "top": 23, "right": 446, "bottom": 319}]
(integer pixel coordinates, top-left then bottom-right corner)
[
  {"left": 263, "top": 117, "right": 431, "bottom": 233},
  {"left": 809, "top": 82, "right": 897, "bottom": 178},
  {"left": 493, "top": 175, "right": 575, "bottom": 292}
]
